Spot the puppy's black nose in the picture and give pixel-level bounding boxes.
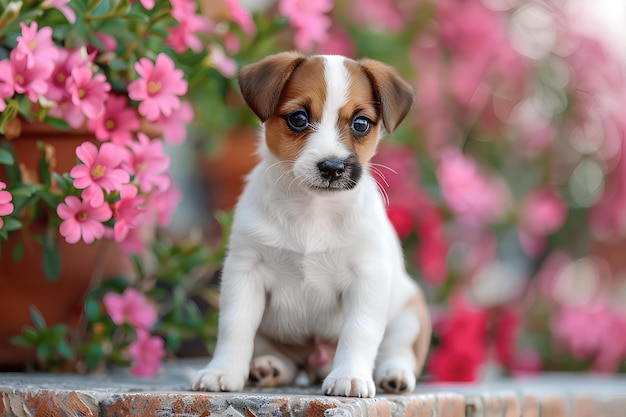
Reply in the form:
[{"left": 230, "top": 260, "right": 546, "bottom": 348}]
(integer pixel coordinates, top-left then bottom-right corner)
[{"left": 318, "top": 158, "right": 345, "bottom": 181}]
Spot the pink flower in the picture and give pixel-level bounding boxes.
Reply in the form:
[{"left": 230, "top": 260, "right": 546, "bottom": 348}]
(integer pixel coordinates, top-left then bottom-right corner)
[
  {"left": 551, "top": 300, "right": 626, "bottom": 372},
  {"left": 436, "top": 0, "right": 514, "bottom": 111},
  {"left": 590, "top": 142, "right": 626, "bottom": 238},
  {"left": 351, "top": 0, "right": 406, "bottom": 32},
  {"left": 167, "top": 0, "right": 213, "bottom": 53},
  {"left": 47, "top": 101, "right": 85, "bottom": 129},
  {"left": 87, "top": 95, "right": 141, "bottom": 146},
  {"left": 148, "top": 176, "right": 182, "bottom": 227},
  {"left": 70, "top": 142, "right": 131, "bottom": 207},
  {"left": 0, "top": 182, "right": 14, "bottom": 230},
  {"left": 437, "top": 147, "right": 510, "bottom": 228},
  {"left": 57, "top": 196, "right": 112, "bottom": 244},
  {"left": 14, "top": 22, "right": 58, "bottom": 69},
  {"left": 103, "top": 288, "right": 157, "bottom": 330},
  {"left": 278, "top": 0, "right": 333, "bottom": 51},
  {"left": 132, "top": 0, "right": 155, "bottom": 9},
  {"left": 42, "top": 0, "right": 76, "bottom": 23},
  {"left": 128, "top": 53, "right": 188, "bottom": 122},
  {"left": 154, "top": 100, "right": 194, "bottom": 145},
  {"left": 94, "top": 33, "right": 118, "bottom": 53},
  {"left": 119, "top": 228, "right": 147, "bottom": 255},
  {"left": 521, "top": 188, "right": 567, "bottom": 236},
  {"left": 318, "top": 26, "right": 356, "bottom": 58},
  {"left": 129, "top": 330, "right": 165, "bottom": 377},
  {"left": 226, "top": 0, "right": 256, "bottom": 36},
  {"left": 112, "top": 184, "right": 145, "bottom": 242},
  {"left": 124, "top": 133, "right": 170, "bottom": 193},
  {"left": 67, "top": 66, "right": 111, "bottom": 119},
  {"left": 209, "top": 46, "right": 237, "bottom": 78},
  {"left": 0, "top": 61, "right": 14, "bottom": 111},
  {"left": 8, "top": 50, "right": 52, "bottom": 102},
  {"left": 509, "top": 349, "right": 542, "bottom": 377},
  {"left": 45, "top": 48, "right": 92, "bottom": 103},
  {"left": 519, "top": 188, "right": 567, "bottom": 257}
]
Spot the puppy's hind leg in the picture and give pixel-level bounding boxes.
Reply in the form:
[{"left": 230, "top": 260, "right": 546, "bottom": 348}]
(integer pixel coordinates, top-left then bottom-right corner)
[
  {"left": 375, "top": 291, "right": 431, "bottom": 394},
  {"left": 248, "top": 334, "right": 298, "bottom": 388}
]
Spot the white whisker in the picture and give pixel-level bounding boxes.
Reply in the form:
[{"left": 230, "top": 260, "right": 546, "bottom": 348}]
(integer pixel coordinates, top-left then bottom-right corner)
[
  {"left": 369, "top": 166, "right": 390, "bottom": 188},
  {"left": 370, "top": 162, "right": 398, "bottom": 175}
]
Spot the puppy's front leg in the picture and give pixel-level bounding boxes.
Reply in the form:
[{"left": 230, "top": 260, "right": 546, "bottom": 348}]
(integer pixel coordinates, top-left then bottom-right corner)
[
  {"left": 191, "top": 254, "right": 265, "bottom": 391},
  {"left": 322, "top": 263, "right": 389, "bottom": 398}
]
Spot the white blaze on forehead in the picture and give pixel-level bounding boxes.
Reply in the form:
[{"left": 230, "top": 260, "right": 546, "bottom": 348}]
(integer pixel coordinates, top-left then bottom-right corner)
[
  {"left": 322, "top": 55, "right": 349, "bottom": 124},
  {"left": 310, "top": 55, "right": 350, "bottom": 156}
]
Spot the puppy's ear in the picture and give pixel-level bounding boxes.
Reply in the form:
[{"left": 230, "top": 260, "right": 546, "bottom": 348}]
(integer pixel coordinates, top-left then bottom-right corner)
[
  {"left": 359, "top": 59, "right": 415, "bottom": 133},
  {"left": 239, "top": 52, "right": 306, "bottom": 122}
]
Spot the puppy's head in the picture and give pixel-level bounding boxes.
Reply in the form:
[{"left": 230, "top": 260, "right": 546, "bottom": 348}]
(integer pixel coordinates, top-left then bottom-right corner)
[{"left": 239, "top": 52, "right": 414, "bottom": 192}]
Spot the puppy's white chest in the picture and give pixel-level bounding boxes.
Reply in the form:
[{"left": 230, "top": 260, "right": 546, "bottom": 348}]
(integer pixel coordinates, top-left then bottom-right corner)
[{"left": 257, "top": 248, "right": 349, "bottom": 344}]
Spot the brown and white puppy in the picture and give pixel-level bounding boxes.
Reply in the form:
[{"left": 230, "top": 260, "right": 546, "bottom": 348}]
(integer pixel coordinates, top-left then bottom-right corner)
[{"left": 191, "top": 52, "right": 431, "bottom": 397}]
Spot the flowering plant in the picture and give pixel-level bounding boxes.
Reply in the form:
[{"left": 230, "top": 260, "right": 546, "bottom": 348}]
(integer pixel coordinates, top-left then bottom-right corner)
[{"left": 0, "top": 0, "right": 258, "bottom": 374}]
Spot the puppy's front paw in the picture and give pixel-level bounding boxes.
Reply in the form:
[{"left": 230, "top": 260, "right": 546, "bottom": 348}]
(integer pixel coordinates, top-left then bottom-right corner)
[
  {"left": 375, "top": 367, "right": 415, "bottom": 394},
  {"left": 248, "top": 355, "right": 284, "bottom": 387},
  {"left": 322, "top": 370, "right": 375, "bottom": 398},
  {"left": 191, "top": 366, "right": 245, "bottom": 392}
]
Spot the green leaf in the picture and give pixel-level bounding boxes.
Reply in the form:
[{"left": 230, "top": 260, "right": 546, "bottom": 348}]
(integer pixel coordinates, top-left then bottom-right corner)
[
  {"left": 52, "top": 173, "right": 73, "bottom": 195},
  {"left": 0, "top": 99, "right": 18, "bottom": 131},
  {"left": 41, "top": 117, "right": 70, "bottom": 131},
  {"left": 0, "top": 142, "right": 20, "bottom": 183},
  {"left": 166, "top": 330, "right": 182, "bottom": 351},
  {"left": 56, "top": 338, "right": 74, "bottom": 360},
  {"left": 3, "top": 217, "right": 22, "bottom": 232},
  {"left": 9, "top": 335, "right": 32, "bottom": 347},
  {"left": 37, "top": 141, "right": 52, "bottom": 188},
  {"left": 0, "top": 148, "right": 14, "bottom": 165},
  {"left": 11, "top": 240, "right": 24, "bottom": 261},
  {"left": 22, "top": 327, "right": 39, "bottom": 343},
  {"left": 85, "top": 344, "right": 104, "bottom": 370},
  {"left": 36, "top": 344, "right": 51, "bottom": 362},
  {"left": 29, "top": 306, "right": 47, "bottom": 331},
  {"left": 9, "top": 184, "right": 38, "bottom": 198},
  {"left": 85, "top": 298, "right": 101, "bottom": 321},
  {"left": 130, "top": 254, "right": 145, "bottom": 279},
  {"left": 42, "top": 228, "right": 61, "bottom": 281}
]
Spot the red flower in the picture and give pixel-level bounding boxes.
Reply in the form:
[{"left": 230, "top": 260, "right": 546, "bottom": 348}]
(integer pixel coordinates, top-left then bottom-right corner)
[
  {"left": 430, "top": 297, "right": 488, "bottom": 382},
  {"left": 494, "top": 308, "right": 521, "bottom": 367},
  {"left": 386, "top": 204, "right": 414, "bottom": 239},
  {"left": 429, "top": 344, "right": 483, "bottom": 382},
  {"left": 415, "top": 213, "right": 449, "bottom": 287}
]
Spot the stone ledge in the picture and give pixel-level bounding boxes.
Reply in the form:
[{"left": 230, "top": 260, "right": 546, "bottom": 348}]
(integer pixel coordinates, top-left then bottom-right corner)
[{"left": 1, "top": 360, "right": 626, "bottom": 417}]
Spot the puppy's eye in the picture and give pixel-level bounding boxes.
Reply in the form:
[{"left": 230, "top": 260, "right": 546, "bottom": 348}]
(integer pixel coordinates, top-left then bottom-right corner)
[
  {"left": 352, "top": 116, "right": 372, "bottom": 137},
  {"left": 286, "top": 110, "right": 309, "bottom": 132}
]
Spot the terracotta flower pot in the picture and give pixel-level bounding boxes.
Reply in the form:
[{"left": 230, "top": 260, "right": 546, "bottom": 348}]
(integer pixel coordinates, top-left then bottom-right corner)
[
  {"left": 0, "top": 121, "right": 128, "bottom": 369},
  {"left": 200, "top": 127, "right": 260, "bottom": 212}
]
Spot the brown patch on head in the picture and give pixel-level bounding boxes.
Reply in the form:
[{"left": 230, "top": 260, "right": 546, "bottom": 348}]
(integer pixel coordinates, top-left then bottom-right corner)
[
  {"left": 340, "top": 59, "right": 381, "bottom": 165},
  {"left": 262, "top": 56, "right": 327, "bottom": 164},
  {"left": 238, "top": 51, "right": 305, "bottom": 122}
]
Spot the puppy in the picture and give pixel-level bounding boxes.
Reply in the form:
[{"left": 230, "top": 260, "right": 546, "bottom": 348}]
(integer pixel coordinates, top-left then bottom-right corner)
[{"left": 191, "top": 52, "right": 431, "bottom": 397}]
